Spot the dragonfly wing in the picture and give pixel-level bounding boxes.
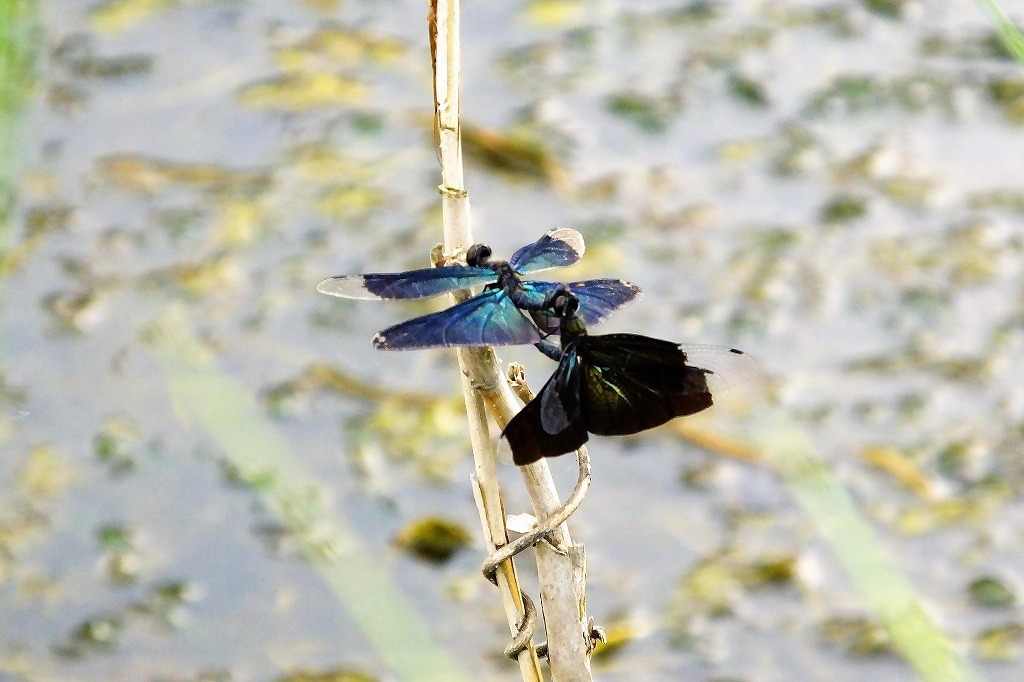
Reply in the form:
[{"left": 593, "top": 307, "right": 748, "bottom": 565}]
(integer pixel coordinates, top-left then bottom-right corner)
[
  {"left": 316, "top": 266, "right": 494, "bottom": 300},
  {"left": 588, "top": 336, "right": 756, "bottom": 396},
  {"left": 503, "top": 347, "right": 588, "bottom": 465},
  {"left": 508, "top": 228, "right": 586, "bottom": 273},
  {"left": 580, "top": 334, "right": 715, "bottom": 436},
  {"left": 582, "top": 363, "right": 713, "bottom": 436},
  {"left": 570, "top": 279, "right": 642, "bottom": 325},
  {"left": 675, "top": 344, "right": 758, "bottom": 396},
  {"left": 525, "top": 279, "right": 642, "bottom": 335},
  {"left": 585, "top": 333, "right": 730, "bottom": 394},
  {"left": 539, "top": 349, "right": 583, "bottom": 435},
  {"left": 372, "top": 290, "right": 542, "bottom": 350}
]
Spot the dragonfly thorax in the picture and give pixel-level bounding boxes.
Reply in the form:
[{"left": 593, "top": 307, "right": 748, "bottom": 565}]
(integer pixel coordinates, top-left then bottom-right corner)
[
  {"left": 560, "top": 316, "right": 587, "bottom": 346},
  {"left": 554, "top": 293, "right": 587, "bottom": 346}
]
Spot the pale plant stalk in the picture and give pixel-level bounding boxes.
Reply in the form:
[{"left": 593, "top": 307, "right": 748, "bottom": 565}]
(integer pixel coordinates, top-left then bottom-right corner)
[{"left": 430, "top": 1, "right": 592, "bottom": 680}]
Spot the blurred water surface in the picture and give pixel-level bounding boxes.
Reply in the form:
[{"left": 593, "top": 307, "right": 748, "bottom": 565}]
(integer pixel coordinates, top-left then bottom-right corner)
[{"left": 2, "top": 1, "right": 1024, "bottom": 680}]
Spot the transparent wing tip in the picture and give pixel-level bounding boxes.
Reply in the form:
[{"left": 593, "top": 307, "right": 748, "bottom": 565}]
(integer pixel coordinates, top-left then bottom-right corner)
[
  {"left": 316, "top": 275, "right": 380, "bottom": 300},
  {"left": 547, "top": 227, "right": 585, "bottom": 258},
  {"left": 683, "top": 345, "right": 759, "bottom": 395},
  {"left": 495, "top": 436, "right": 516, "bottom": 467},
  {"left": 371, "top": 331, "right": 396, "bottom": 350}
]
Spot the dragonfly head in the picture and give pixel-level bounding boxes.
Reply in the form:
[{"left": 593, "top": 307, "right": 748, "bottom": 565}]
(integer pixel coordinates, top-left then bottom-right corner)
[
  {"left": 553, "top": 291, "right": 586, "bottom": 342},
  {"left": 466, "top": 243, "right": 492, "bottom": 267},
  {"left": 550, "top": 289, "right": 580, "bottom": 319}
]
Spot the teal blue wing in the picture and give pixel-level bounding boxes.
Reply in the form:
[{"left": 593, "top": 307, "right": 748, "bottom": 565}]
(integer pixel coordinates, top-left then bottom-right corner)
[
  {"left": 508, "top": 228, "right": 585, "bottom": 273},
  {"left": 317, "top": 265, "right": 495, "bottom": 300},
  {"left": 372, "top": 289, "right": 542, "bottom": 350}
]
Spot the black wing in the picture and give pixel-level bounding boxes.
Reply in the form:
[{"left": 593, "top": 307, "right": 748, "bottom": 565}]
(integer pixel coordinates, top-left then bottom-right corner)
[
  {"left": 508, "top": 228, "right": 585, "bottom": 274},
  {"left": 317, "top": 265, "right": 496, "bottom": 300},
  {"left": 583, "top": 334, "right": 711, "bottom": 393},
  {"left": 372, "top": 289, "right": 542, "bottom": 350},
  {"left": 579, "top": 334, "right": 714, "bottom": 436},
  {"left": 503, "top": 346, "right": 589, "bottom": 465}
]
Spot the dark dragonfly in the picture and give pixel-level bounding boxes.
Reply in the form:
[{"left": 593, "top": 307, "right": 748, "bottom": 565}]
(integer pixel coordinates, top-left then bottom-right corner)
[
  {"left": 503, "top": 292, "right": 753, "bottom": 466},
  {"left": 317, "top": 229, "right": 641, "bottom": 350}
]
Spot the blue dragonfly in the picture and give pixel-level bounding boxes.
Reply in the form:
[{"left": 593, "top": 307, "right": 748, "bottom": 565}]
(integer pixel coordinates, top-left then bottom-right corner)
[{"left": 316, "top": 228, "right": 641, "bottom": 350}]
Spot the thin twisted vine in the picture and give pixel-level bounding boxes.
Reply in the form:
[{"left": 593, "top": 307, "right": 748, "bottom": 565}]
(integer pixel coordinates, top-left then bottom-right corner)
[
  {"left": 477, "top": 363, "right": 595, "bottom": 658},
  {"left": 481, "top": 364, "right": 592, "bottom": 585},
  {"left": 503, "top": 591, "right": 538, "bottom": 659}
]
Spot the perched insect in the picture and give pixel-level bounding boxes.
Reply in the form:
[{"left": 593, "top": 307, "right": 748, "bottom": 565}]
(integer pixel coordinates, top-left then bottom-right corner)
[
  {"left": 317, "top": 229, "right": 641, "bottom": 349},
  {"left": 504, "top": 292, "right": 753, "bottom": 465}
]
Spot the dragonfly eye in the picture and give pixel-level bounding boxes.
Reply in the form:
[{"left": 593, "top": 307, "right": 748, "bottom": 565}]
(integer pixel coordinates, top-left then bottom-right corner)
[
  {"left": 466, "top": 243, "right": 492, "bottom": 267},
  {"left": 552, "top": 291, "right": 580, "bottom": 317}
]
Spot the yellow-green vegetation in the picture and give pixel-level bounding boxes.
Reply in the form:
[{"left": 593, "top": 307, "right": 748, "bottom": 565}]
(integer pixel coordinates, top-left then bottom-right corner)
[
  {"left": 276, "top": 27, "right": 406, "bottom": 70},
  {"left": 590, "top": 612, "right": 650, "bottom": 662},
  {"left": 977, "top": 0, "right": 1024, "bottom": 64},
  {"left": 967, "top": 577, "right": 1015, "bottom": 608},
  {"left": 90, "top": 0, "right": 177, "bottom": 32},
  {"left": 820, "top": 194, "right": 868, "bottom": 224},
  {"left": 394, "top": 516, "right": 472, "bottom": 564},
  {"left": 461, "top": 121, "right": 563, "bottom": 182},
  {"left": 755, "top": 414, "right": 983, "bottom": 681},
  {"left": 275, "top": 669, "right": 376, "bottom": 682},
  {"left": 896, "top": 481, "right": 1011, "bottom": 536},
  {"left": 522, "top": 0, "right": 584, "bottom": 27},
  {"left": 863, "top": 0, "right": 911, "bottom": 20},
  {"left": 606, "top": 91, "right": 676, "bottom": 134},
  {"left": 239, "top": 73, "right": 368, "bottom": 111},
  {"left": 727, "top": 72, "right": 769, "bottom": 107},
  {"left": 353, "top": 396, "right": 470, "bottom": 480},
  {"left": 986, "top": 78, "right": 1024, "bottom": 122},
  {"left": 1, "top": 446, "right": 74, "bottom": 600},
  {"left": 97, "top": 523, "right": 143, "bottom": 583},
  {"left": 820, "top": 616, "right": 893, "bottom": 657},
  {"left": 149, "top": 311, "right": 471, "bottom": 680},
  {"left": 93, "top": 416, "right": 151, "bottom": 475},
  {"left": 670, "top": 549, "right": 800, "bottom": 622},
  {"left": 263, "top": 362, "right": 439, "bottom": 414},
  {"left": 95, "top": 155, "right": 271, "bottom": 195},
  {"left": 0, "top": 0, "right": 36, "bottom": 256},
  {"left": 859, "top": 445, "right": 934, "bottom": 497},
  {"left": 974, "top": 624, "right": 1024, "bottom": 661}
]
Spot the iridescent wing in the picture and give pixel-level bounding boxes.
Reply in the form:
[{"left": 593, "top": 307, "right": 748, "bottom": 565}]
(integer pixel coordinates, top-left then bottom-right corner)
[
  {"left": 586, "top": 335, "right": 755, "bottom": 395},
  {"left": 581, "top": 362, "right": 713, "bottom": 437},
  {"left": 526, "top": 279, "right": 642, "bottom": 335},
  {"left": 503, "top": 346, "right": 589, "bottom": 465},
  {"left": 508, "top": 228, "right": 586, "bottom": 274},
  {"left": 316, "top": 265, "right": 495, "bottom": 300},
  {"left": 372, "top": 289, "right": 543, "bottom": 350},
  {"left": 506, "top": 336, "right": 755, "bottom": 462},
  {"left": 580, "top": 334, "right": 747, "bottom": 436}
]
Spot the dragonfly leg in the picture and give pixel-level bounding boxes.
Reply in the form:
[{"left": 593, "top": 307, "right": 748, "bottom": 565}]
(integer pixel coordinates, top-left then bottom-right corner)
[{"left": 535, "top": 339, "right": 562, "bottom": 361}]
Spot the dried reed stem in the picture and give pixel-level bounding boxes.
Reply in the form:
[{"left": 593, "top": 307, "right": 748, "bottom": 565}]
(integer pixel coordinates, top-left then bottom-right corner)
[{"left": 429, "top": 1, "right": 592, "bottom": 679}]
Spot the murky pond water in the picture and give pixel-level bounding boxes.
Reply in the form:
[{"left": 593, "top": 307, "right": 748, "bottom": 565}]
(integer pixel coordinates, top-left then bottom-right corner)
[{"left": 2, "top": 1, "right": 1024, "bottom": 680}]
